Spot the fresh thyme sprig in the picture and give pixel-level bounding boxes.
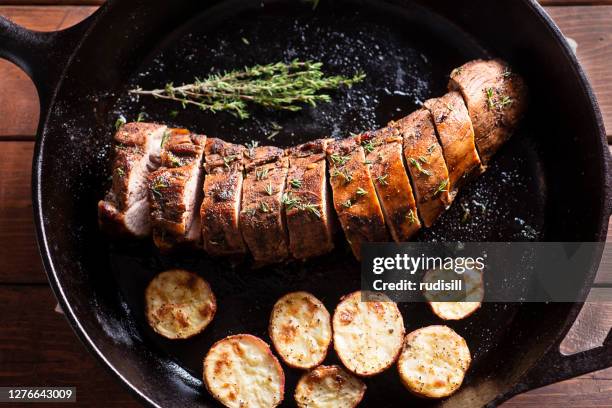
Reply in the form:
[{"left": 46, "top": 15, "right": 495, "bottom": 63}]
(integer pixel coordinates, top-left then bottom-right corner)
[{"left": 129, "top": 60, "right": 365, "bottom": 119}]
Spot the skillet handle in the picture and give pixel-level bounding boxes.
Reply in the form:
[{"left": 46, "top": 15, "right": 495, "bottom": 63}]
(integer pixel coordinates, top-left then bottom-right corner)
[
  {"left": 510, "top": 325, "right": 612, "bottom": 395},
  {"left": 0, "top": 10, "right": 99, "bottom": 116}
]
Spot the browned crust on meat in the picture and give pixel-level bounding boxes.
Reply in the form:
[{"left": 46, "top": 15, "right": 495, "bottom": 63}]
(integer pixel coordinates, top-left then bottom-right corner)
[
  {"left": 240, "top": 146, "right": 290, "bottom": 264},
  {"left": 148, "top": 129, "right": 206, "bottom": 251},
  {"left": 361, "top": 128, "right": 421, "bottom": 242},
  {"left": 285, "top": 139, "right": 335, "bottom": 260},
  {"left": 98, "top": 122, "right": 166, "bottom": 237},
  {"left": 392, "top": 109, "right": 451, "bottom": 228},
  {"left": 327, "top": 137, "right": 388, "bottom": 260},
  {"left": 424, "top": 91, "right": 483, "bottom": 199},
  {"left": 201, "top": 138, "right": 248, "bottom": 256},
  {"left": 449, "top": 59, "right": 528, "bottom": 164}
]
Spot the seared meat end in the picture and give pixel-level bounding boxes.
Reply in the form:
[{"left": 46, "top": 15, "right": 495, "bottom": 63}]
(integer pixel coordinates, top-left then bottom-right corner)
[
  {"left": 98, "top": 122, "right": 167, "bottom": 237},
  {"left": 285, "top": 140, "right": 335, "bottom": 260},
  {"left": 449, "top": 59, "right": 527, "bottom": 164},
  {"left": 392, "top": 109, "right": 451, "bottom": 228},
  {"left": 361, "top": 128, "right": 421, "bottom": 242},
  {"left": 424, "top": 91, "right": 483, "bottom": 200},
  {"left": 240, "top": 146, "right": 290, "bottom": 264},
  {"left": 327, "top": 136, "right": 388, "bottom": 260},
  {"left": 148, "top": 129, "right": 206, "bottom": 251},
  {"left": 200, "top": 138, "right": 247, "bottom": 256}
]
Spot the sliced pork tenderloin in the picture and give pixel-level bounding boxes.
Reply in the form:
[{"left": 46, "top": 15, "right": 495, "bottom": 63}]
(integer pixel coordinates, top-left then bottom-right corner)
[
  {"left": 148, "top": 129, "right": 206, "bottom": 251},
  {"left": 360, "top": 127, "right": 421, "bottom": 242},
  {"left": 327, "top": 136, "right": 388, "bottom": 260},
  {"left": 392, "top": 109, "right": 451, "bottom": 228},
  {"left": 424, "top": 91, "right": 483, "bottom": 200},
  {"left": 200, "top": 138, "right": 248, "bottom": 256},
  {"left": 240, "top": 145, "right": 290, "bottom": 264},
  {"left": 449, "top": 59, "right": 528, "bottom": 164},
  {"left": 285, "top": 140, "right": 335, "bottom": 260},
  {"left": 98, "top": 122, "right": 167, "bottom": 237}
]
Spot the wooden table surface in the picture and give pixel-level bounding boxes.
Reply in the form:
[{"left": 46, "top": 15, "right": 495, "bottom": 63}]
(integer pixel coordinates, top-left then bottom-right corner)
[{"left": 0, "top": 1, "right": 611, "bottom": 407}]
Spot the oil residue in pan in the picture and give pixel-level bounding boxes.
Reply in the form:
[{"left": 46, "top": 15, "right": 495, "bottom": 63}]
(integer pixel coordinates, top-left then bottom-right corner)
[{"left": 109, "top": 1, "right": 546, "bottom": 406}]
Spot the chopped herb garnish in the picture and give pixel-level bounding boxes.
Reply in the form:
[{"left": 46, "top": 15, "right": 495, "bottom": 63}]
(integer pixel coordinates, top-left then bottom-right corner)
[
  {"left": 376, "top": 174, "right": 389, "bottom": 186},
  {"left": 255, "top": 167, "right": 269, "bottom": 180},
  {"left": 433, "top": 179, "right": 449, "bottom": 196},
  {"left": 498, "top": 95, "right": 513, "bottom": 109},
  {"left": 445, "top": 103, "right": 454, "bottom": 112},
  {"left": 267, "top": 130, "right": 280, "bottom": 140},
  {"left": 259, "top": 202, "right": 270, "bottom": 213},
  {"left": 486, "top": 87, "right": 496, "bottom": 110},
  {"left": 418, "top": 155, "right": 429, "bottom": 164},
  {"left": 136, "top": 112, "right": 146, "bottom": 122},
  {"left": 151, "top": 178, "right": 168, "bottom": 197},
  {"left": 363, "top": 159, "right": 373, "bottom": 165},
  {"left": 115, "top": 115, "right": 126, "bottom": 130},
  {"left": 241, "top": 37, "right": 250, "bottom": 45},
  {"left": 289, "top": 178, "right": 302, "bottom": 189},
  {"left": 169, "top": 110, "right": 179, "bottom": 118},
  {"left": 168, "top": 153, "right": 182, "bottom": 167},
  {"left": 361, "top": 139, "right": 379, "bottom": 154},
  {"left": 461, "top": 203, "right": 471, "bottom": 223},
  {"left": 115, "top": 167, "right": 125, "bottom": 177},
  {"left": 330, "top": 153, "right": 351, "bottom": 166},
  {"left": 160, "top": 129, "right": 171, "bottom": 148},
  {"left": 338, "top": 169, "right": 353, "bottom": 184},
  {"left": 356, "top": 187, "right": 367, "bottom": 196},
  {"left": 281, "top": 192, "right": 300, "bottom": 210},
  {"left": 302, "top": 202, "right": 321, "bottom": 218},
  {"left": 407, "top": 208, "right": 417, "bottom": 225},
  {"left": 265, "top": 182, "right": 274, "bottom": 196},
  {"left": 224, "top": 154, "right": 238, "bottom": 169},
  {"left": 270, "top": 121, "right": 283, "bottom": 131},
  {"left": 426, "top": 143, "right": 436, "bottom": 154},
  {"left": 246, "top": 140, "right": 259, "bottom": 158},
  {"left": 502, "top": 67, "right": 512, "bottom": 78},
  {"left": 408, "top": 157, "right": 431, "bottom": 176},
  {"left": 341, "top": 199, "right": 352, "bottom": 208},
  {"left": 245, "top": 207, "right": 257, "bottom": 217}
]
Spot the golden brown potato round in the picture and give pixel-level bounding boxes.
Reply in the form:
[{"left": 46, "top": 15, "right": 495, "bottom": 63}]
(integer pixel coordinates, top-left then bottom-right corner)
[
  {"left": 397, "top": 325, "right": 471, "bottom": 398},
  {"left": 422, "top": 267, "right": 484, "bottom": 320},
  {"left": 332, "top": 291, "right": 405, "bottom": 376},
  {"left": 295, "top": 365, "right": 366, "bottom": 408},
  {"left": 269, "top": 291, "right": 332, "bottom": 369},
  {"left": 145, "top": 269, "right": 216, "bottom": 339},
  {"left": 203, "top": 334, "right": 285, "bottom": 408}
]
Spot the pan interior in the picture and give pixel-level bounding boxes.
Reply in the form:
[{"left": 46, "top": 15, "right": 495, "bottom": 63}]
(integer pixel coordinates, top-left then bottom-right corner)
[{"left": 96, "top": 0, "right": 547, "bottom": 406}]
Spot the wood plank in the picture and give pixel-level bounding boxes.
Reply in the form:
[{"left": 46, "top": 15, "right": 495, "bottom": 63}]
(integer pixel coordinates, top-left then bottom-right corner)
[
  {"left": 0, "top": 6, "right": 97, "bottom": 139},
  {"left": 0, "top": 285, "right": 140, "bottom": 407},
  {"left": 0, "top": 142, "right": 45, "bottom": 283},
  {"left": 545, "top": 6, "right": 612, "bottom": 141}
]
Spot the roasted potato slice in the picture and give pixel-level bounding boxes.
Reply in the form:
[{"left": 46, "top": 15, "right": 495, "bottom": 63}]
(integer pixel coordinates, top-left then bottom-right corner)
[
  {"left": 145, "top": 269, "right": 216, "bottom": 339},
  {"left": 269, "top": 292, "right": 332, "bottom": 369},
  {"left": 422, "top": 267, "right": 484, "bottom": 320},
  {"left": 398, "top": 325, "right": 471, "bottom": 398},
  {"left": 332, "top": 291, "right": 404, "bottom": 376},
  {"left": 295, "top": 365, "right": 366, "bottom": 408},
  {"left": 203, "top": 334, "right": 285, "bottom": 408}
]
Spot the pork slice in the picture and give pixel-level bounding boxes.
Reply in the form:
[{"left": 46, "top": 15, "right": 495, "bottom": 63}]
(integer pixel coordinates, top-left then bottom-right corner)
[
  {"left": 424, "top": 91, "right": 483, "bottom": 200},
  {"left": 148, "top": 129, "right": 206, "bottom": 251},
  {"left": 285, "top": 139, "right": 335, "bottom": 260},
  {"left": 98, "top": 122, "right": 167, "bottom": 237},
  {"left": 240, "top": 146, "right": 290, "bottom": 264},
  {"left": 361, "top": 127, "right": 421, "bottom": 242},
  {"left": 449, "top": 59, "right": 527, "bottom": 164},
  {"left": 392, "top": 109, "right": 451, "bottom": 228},
  {"left": 200, "top": 138, "right": 247, "bottom": 256},
  {"left": 327, "top": 136, "right": 388, "bottom": 260}
]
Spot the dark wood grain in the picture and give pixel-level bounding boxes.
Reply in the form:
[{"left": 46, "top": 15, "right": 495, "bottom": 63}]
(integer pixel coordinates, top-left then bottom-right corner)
[
  {"left": 546, "top": 6, "right": 612, "bottom": 142},
  {"left": 0, "top": 285, "right": 140, "bottom": 407}
]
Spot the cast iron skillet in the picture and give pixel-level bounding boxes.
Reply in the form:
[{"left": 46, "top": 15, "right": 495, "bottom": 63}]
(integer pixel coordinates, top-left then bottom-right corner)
[{"left": 1, "top": 0, "right": 611, "bottom": 406}]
